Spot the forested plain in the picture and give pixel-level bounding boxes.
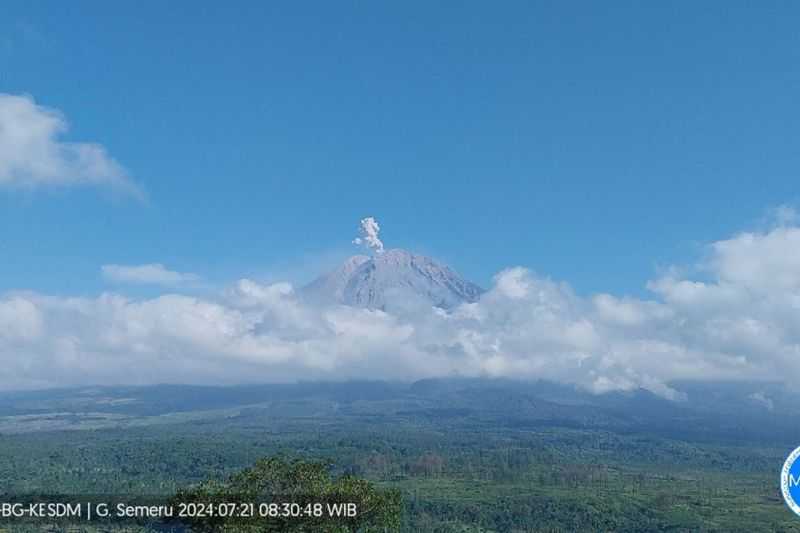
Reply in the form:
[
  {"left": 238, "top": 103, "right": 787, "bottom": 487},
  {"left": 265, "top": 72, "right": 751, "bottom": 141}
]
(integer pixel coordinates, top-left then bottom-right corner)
[{"left": 0, "top": 379, "right": 798, "bottom": 532}]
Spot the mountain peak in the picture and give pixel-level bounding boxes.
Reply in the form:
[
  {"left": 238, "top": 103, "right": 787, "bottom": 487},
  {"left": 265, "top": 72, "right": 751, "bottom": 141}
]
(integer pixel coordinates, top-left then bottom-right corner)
[{"left": 302, "top": 249, "right": 483, "bottom": 310}]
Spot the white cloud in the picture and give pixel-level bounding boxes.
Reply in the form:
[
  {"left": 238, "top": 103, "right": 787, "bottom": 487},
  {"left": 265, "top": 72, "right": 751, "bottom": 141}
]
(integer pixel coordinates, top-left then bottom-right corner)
[
  {"left": 1, "top": 218, "right": 800, "bottom": 397},
  {"left": 0, "top": 93, "right": 141, "bottom": 196},
  {"left": 101, "top": 264, "right": 200, "bottom": 286},
  {"left": 0, "top": 297, "right": 43, "bottom": 342},
  {"left": 707, "top": 226, "right": 800, "bottom": 293},
  {"left": 766, "top": 205, "right": 798, "bottom": 227},
  {"left": 747, "top": 391, "right": 774, "bottom": 411}
]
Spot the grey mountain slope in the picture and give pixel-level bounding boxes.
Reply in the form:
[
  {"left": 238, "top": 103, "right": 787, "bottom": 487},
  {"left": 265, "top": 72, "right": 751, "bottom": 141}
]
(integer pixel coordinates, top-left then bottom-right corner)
[
  {"left": 302, "top": 255, "right": 370, "bottom": 303},
  {"left": 302, "top": 249, "right": 483, "bottom": 309}
]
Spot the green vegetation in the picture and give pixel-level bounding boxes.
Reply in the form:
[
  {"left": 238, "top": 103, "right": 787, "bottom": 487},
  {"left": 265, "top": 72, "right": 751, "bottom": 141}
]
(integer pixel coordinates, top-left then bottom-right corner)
[
  {"left": 0, "top": 381, "right": 797, "bottom": 532},
  {"left": 174, "top": 457, "right": 400, "bottom": 532}
]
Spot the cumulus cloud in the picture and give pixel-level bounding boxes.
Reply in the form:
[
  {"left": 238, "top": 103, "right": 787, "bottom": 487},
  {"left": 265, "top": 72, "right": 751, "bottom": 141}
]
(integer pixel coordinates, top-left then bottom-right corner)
[
  {"left": 747, "top": 391, "right": 774, "bottom": 411},
  {"left": 0, "top": 219, "right": 799, "bottom": 397},
  {"left": 0, "top": 93, "right": 141, "bottom": 196},
  {"left": 766, "top": 205, "right": 798, "bottom": 227},
  {"left": 353, "top": 217, "right": 384, "bottom": 254},
  {"left": 101, "top": 264, "right": 200, "bottom": 286}
]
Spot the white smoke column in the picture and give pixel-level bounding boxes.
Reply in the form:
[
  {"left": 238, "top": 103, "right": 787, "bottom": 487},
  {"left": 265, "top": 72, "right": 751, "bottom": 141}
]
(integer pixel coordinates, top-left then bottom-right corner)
[{"left": 353, "top": 217, "right": 384, "bottom": 254}]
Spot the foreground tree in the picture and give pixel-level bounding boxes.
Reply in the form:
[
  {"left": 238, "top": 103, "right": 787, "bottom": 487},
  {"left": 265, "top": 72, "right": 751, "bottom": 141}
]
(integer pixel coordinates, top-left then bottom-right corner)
[{"left": 171, "top": 457, "right": 401, "bottom": 532}]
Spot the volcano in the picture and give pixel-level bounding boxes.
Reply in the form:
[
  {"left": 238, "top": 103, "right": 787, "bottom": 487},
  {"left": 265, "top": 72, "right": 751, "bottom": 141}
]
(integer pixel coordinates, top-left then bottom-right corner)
[{"left": 302, "top": 249, "right": 483, "bottom": 310}]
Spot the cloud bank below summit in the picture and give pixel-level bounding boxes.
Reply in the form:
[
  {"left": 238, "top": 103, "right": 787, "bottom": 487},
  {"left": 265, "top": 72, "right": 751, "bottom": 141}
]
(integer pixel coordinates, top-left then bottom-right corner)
[{"left": 2, "top": 216, "right": 800, "bottom": 397}]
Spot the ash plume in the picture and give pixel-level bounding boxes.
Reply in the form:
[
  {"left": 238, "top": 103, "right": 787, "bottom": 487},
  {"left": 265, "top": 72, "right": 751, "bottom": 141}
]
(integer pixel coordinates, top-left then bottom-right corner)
[{"left": 353, "top": 216, "right": 384, "bottom": 254}]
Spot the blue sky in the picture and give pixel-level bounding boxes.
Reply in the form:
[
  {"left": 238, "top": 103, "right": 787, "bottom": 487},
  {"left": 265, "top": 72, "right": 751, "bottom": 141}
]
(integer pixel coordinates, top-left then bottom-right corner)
[{"left": 2, "top": 1, "right": 800, "bottom": 297}]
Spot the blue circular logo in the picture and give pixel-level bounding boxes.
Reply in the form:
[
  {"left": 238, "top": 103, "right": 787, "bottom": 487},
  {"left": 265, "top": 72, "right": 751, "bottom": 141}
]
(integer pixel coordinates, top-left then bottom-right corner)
[{"left": 782, "top": 446, "right": 800, "bottom": 517}]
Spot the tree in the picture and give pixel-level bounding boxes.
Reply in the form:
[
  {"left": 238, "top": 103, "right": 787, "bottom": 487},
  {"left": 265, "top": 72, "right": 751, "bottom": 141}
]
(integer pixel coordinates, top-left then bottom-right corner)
[{"left": 170, "top": 457, "right": 401, "bottom": 532}]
